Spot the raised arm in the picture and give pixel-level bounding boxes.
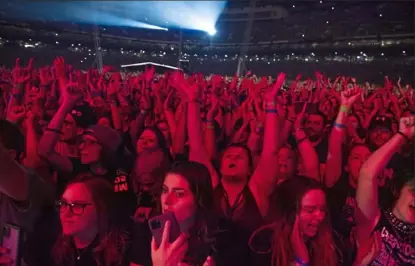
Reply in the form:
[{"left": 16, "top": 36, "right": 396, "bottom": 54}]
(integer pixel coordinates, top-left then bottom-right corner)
[
  {"left": 325, "top": 88, "right": 361, "bottom": 187},
  {"left": 38, "top": 82, "right": 82, "bottom": 172},
  {"left": 356, "top": 116, "right": 414, "bottom": 236},
  {"left": 204, "top": 94, "right": 220, "bottom": 160},
  {"left": 173, "top": 73, "right": 219, "bottom": 188},
  {"left": 293, "top": 103, "right": 320, "bottom": 181},
  {"left": 172, "top": 102, "right": 187, "bottom": 156},
  {"left": 249, "top": 73, "right": 285, "bottom": 217}
]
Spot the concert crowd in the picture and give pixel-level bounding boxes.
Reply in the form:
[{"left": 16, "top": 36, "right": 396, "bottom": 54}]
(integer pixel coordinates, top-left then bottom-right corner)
[{"left": 0, "top": 56, "right": 414, "bottom": 266}]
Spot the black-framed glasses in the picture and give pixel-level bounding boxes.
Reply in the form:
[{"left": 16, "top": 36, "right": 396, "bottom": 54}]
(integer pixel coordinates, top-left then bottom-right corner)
[{"left": 55, "top": 200, "right": 92, "bottom": 215}]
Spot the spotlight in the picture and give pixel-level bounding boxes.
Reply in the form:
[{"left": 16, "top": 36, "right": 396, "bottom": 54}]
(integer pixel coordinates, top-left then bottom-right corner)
[{"left": 207, "top": 29, "right": 217, "bottom": 36}]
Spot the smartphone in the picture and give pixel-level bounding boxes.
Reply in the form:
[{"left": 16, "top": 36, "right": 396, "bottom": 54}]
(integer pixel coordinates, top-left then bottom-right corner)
[
  {"left": 2, "top": 224, "right": 23, "bottom": 266},
  {"left": 148, "top": 212, "right": 181, "bottom": 248}
]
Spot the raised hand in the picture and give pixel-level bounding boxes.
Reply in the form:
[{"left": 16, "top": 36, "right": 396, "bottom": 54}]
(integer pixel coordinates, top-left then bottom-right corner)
[
  {"left": 293, "top": 102, "right": 308, "bottom": 130},
  {"left": 7, "top": 105, "right": 26, "bottom": 124},
  {"left": 53, "top": 56, "right": 66, "bottom": 79},
  {"left": 151, "top": 221, "right": 188, "bottom": 266},
  {"left": 341, "top": 87, "right": 361, "bottom": 107},
  {"left": 398, "top": 116, "right": 415, "bottom": 140},
  {"left": 171, "top": 72, "right": 200, "bottom": 102},
  {"left": 39, "top": 67, "right": 53, "bottom": 86},
  {"left": 62, "top": 82, "right": 83, "bottom": 106},
  {"left": 12, "top": 58, "right": 31, "bottom": 84},
  {"left": 265, "top": 72, "right": 286, "bottom": 102}
]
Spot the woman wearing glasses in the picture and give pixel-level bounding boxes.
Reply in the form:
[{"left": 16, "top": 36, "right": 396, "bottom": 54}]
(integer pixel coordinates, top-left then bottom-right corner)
[{"left": 24, "top": 175, "right": 131, "bottom": 266}]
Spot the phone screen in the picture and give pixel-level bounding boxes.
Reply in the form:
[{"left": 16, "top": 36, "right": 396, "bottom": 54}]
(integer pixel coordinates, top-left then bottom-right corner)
[{"left": 2, "top": 224, "right": 21, "bottom": 266}]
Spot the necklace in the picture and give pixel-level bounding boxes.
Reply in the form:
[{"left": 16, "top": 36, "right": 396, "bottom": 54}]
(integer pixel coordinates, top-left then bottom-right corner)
[
  {"left": 74, "top": 236, "right": 98, "bottom": 261},
  {"left": 385, "top": 210, "right": 415, "bottom": 235},
  {"left": 75, "top": 247, "right": 89, "bottom": 260}
]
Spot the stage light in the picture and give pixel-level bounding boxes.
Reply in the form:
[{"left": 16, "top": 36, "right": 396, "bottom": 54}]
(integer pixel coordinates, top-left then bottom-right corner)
[{"left": 207, "top": 29, "right": 217, "bottom": 36}]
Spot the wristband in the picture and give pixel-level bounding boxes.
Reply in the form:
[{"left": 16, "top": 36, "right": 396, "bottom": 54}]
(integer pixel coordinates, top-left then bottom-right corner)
[
  {"left": 265, "top": 109, "right": 278, "bottom": 114},
  {"left": 265, "top": 101, "right": 276, "bottom": 108},
  {"left": 108, "top": 100, "right": 119, "bottom": 107},
  {"left": 295, "top": 257, "right": 309, "bottom": 266},
  {"left": 333, "top": 122, "right": 346, "bottom": 129},
  {"left": 397, "top": 131, "right": 411, "bottom": 143},
  {"left": 46, "top": 128, "right": 63, "bottom": 134},
  {"left": 339, "top": 105, "right": 349, "bottom": 113},
  {"left": 91, "top": 91, "right": 102, "bottom": 98}
]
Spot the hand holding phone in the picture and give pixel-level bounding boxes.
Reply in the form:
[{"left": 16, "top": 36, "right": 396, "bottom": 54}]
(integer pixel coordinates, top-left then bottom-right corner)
[
  {"left": 151, "top": 220, "right": 188, "bottom": 266},
  {"left": 149, "top": 212, "right": 181, "bottom": 248},
  {"left": 2, "top": 224, "right": 22, "bottom": 266},
  {"left": 0, "top": 246, "right": 13, "bottom": 265}
]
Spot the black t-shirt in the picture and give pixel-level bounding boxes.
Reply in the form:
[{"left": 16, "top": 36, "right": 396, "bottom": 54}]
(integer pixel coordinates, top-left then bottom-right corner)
[
  {"left": 314, "top": 136, "right": 329, "bottom": 179},
  {"left": 213, "top": 184, "right": 264, "bottom": 266},
  {"left": 327, "top": 173, "right": 357, "bottom": 239},
  {"left": 370, "top": 210, "right": 415, "bottom": 266},
  {"left": 69, "top": 158, "right": 137, "bottom": 220}
]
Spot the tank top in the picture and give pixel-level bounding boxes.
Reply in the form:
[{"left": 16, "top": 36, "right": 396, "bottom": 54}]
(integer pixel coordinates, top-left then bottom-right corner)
[{"left": 370, "top": 210, "right": 415, "bottom": 266}]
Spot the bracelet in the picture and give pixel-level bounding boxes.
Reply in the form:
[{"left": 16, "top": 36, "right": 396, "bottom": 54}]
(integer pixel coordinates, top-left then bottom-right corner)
[
  {"left": 265, "top": 101, "right": 276, "bottom": 108},
  {"left": 397, "top": 131, "right": 411, "bottom": 143},
  {"left": 46, "top": 128, "right": 63, "bottom": 134},
  {"left": 295, "top": 257, "right": 309, "bottom": 266},
  {"left": 333, "top": 122, "right": 346, "bottom": 129},
  {"left": 205, "top": 124, "right": 215, "bottom": 130},
  {"left": 339, "top": 105, "right": 350, "bottom": 113},
  {"left": 265, "top": 109, "right": 278, "bottom": 114}
]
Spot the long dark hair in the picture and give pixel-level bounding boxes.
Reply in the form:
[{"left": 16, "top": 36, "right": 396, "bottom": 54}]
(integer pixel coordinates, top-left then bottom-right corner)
[
  {"left": 166, "top": 161, "right": 217, "bottom": 264},
  {"left": 53, "top": 175, "right": 129, "bottom": 266},
  {"left": 138, "top": 126, "right": 172, "bottom": 160},
  {"left": 252, "top": 176, "right": 339, "bottom": 266}
]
